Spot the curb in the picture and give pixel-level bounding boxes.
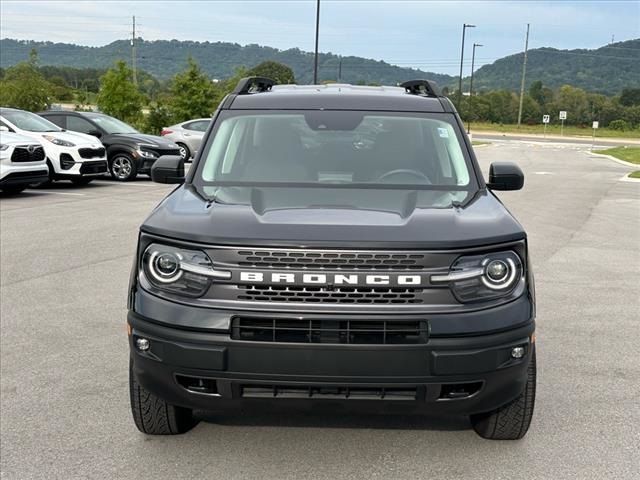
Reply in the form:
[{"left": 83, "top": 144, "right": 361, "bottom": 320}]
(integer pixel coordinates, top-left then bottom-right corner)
[
  {"left": 588, "top": 151, "right": 640, "bottom": 182},
  {"left": 588, "top": 151, "right": 638, "bottom": 168},
  {"left": 620, "top": 174, "right": 640, "bottom": 183}
]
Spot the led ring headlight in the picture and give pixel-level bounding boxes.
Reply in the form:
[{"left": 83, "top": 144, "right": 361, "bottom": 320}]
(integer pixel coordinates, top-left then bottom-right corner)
[
  {"left": 481, "top": 257, "right": 517, "bottom": 290},
  {"left": 148, "top": 251, "right": 183, "bottom": 283}
]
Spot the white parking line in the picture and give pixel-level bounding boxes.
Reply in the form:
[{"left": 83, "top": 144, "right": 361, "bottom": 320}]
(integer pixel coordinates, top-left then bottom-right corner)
[{"left": 94, "top": 180, "right": 159, "bottom": 187}]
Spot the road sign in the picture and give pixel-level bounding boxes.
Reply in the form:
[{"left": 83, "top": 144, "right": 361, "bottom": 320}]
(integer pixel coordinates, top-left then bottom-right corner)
[
  {"left": 559, "top": 111, "right": 567, "bottom": 120},
  {"left": 543, "top": 115, "right": 550, "bottom": 124},
  {"left": 592, "top": 121, "right": 599, "bottom": 129}
]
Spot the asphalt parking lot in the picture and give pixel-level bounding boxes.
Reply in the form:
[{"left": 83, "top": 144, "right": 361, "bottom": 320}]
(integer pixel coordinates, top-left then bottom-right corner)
[{"left": 1, "top": 141, "right": 639, "bottom": 479}]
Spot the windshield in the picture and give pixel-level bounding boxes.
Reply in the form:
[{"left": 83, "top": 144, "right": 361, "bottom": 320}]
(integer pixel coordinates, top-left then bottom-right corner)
[
  {"left": 197, "top": 111, "right": 473, "bottom": 190},
  {"left": 85, "top": 113, "right": 138, "bottom": 134},
  {"left": 1, "top": 110, "right": 61, "bottom": 132}
]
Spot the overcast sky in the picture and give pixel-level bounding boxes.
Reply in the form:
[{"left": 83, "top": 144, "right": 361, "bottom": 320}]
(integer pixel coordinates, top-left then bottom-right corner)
[{"left": 1, "top": 0, "right": 638, "bottom": 74}]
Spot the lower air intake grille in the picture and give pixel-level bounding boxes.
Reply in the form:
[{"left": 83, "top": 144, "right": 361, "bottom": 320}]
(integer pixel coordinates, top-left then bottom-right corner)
[
  {"left": 79, "top": 160, "right": 107, "bottom": 174},
  {"left": 241, "top": 385, "right": 418, "bottom": 401},
  {"left": 231, "top": 317, "right": 429, "bottom": 344}
]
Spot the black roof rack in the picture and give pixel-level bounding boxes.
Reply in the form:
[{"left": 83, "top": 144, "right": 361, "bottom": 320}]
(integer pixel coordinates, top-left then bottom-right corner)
[
  {"left": 232, "top": 76, "right": 276, "bottom": 95},
  {"left": 400, "top": 79, "right": 440, "bottom": 97}
]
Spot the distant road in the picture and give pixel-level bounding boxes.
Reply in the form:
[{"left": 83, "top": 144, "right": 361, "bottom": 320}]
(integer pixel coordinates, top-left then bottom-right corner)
[{"left": 472, "top": 131, "right": 640, "bottom": 147}]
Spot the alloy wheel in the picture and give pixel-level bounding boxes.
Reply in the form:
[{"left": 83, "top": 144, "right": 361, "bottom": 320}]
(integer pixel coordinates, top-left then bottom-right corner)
[{"left": 112, "top": 156, "right": 132, "bottom": 180}]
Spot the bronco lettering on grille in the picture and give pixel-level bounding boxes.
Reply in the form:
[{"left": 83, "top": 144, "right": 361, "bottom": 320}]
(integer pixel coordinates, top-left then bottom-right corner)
[{"left": 239, "top": 271, "right": 425, "bottom": 286}]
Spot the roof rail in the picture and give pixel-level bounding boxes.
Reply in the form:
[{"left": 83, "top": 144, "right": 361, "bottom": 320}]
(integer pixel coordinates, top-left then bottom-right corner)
[
  {"left": 232, "top": 76, "right": 276, "bottom": 95},
  {"left": 400, "top": 79, "right": 440, "bottom": 97}
]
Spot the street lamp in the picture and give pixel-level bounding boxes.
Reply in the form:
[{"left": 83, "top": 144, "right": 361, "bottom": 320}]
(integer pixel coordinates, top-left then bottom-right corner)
[
  {"left": 313, "top": 0, "right": 320, "bottom": 84},
  {"left": 458, "top": 23, "right": 476, "bottom": 107},
  {"left": 467, "top": 43, "right": 483, "bottom": 133}
]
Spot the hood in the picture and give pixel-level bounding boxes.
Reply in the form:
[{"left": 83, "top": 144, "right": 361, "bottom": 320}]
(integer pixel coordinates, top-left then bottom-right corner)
[
  {"left": 0, "top": 131, "right": 41, "bottom": 146},
  {"left": 29, "top": 130, "right": 101, "bottom": 147},
  {"left": 105, "top": 133, "right": 179, "bottom": 149},
  {"left": 141, "top": 185, "right": 525, "bottom": 249}
]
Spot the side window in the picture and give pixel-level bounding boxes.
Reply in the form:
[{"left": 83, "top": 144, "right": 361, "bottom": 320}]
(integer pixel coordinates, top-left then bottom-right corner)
[
  {"left": 44, "top": 115, "right": 66, "bottom": 129},
  {"left": 184, "top": 120, "right": 210, "bottom": 132},
  {"left": 67, "top": 116, "right": 95, "bottom": 134}
]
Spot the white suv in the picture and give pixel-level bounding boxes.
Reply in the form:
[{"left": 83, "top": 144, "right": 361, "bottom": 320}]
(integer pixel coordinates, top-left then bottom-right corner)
[
  {"left": 0, "top": 107, "right": 107, "bottom": 185},
  {"left": 0, "top": 129, "right": 49, "bottom": 194}
]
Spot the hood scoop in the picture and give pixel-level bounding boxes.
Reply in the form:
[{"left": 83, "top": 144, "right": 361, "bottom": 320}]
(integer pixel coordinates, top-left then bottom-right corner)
[{"left": 249, "top": 187, "right": 418, "bottom": 225}]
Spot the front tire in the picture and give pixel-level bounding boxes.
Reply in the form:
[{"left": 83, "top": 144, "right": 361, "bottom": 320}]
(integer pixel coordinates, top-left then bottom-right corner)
[
  {"left": 110, "top": 153, "right": 138, "bottom": 181},
  {"left": 129, "top": 360, "right": 198, "bottom": 435},
  {"left": 177, "top": 143, "right": 190, "bottom": 161},
  {"left": 470, "top": 345, "right": 536, "bottom": 440}
]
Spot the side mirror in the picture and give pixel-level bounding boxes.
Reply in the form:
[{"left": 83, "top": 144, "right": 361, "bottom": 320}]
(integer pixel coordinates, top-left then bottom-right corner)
[
  {"left": 487, "top": 162, "right": 524, "bottom": 191},
  {"left": 0, "top": 126, "right": 9, "bottom": 132},
  {"left": 151, "top": 155, "right": 185, "bottom": 184},
  {"left": 88, "top": 130, "right": 102, "bottom": 138}
]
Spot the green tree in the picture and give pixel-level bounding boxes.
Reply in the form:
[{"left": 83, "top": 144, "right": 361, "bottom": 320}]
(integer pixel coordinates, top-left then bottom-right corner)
[
  {"left": 247, "top": 60, "right": 296, "bottom": 84},
  {"left": 97, "top": 60, "right": 144, "bottom": 123},
  {"left": 0, "top": 51, "right": 52, "bottom": 111},
  {"left": 620, "top": 88, "right": 640, "bottom": 107},
  {"left": 529, "top": 80, "right": 553, "bottom": 107},
  {"left": 551, "top": 85, "right": 590, "bottom": 125},
  {"left": 168, "top": 57, "right": 219, "bottom": 123},
  {"left": 144, "top": 102, "right": 173, "bottom": 135}
]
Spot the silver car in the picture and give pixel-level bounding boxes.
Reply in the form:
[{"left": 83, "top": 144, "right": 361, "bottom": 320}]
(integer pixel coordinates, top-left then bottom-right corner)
[{"left": 161, "top": 118, "right": 211, "bottom": 160}]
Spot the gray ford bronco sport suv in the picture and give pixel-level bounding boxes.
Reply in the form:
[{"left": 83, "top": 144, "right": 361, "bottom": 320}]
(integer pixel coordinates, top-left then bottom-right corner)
[{"left": 127, "top": 78, "right": 536, "bottom": 440}]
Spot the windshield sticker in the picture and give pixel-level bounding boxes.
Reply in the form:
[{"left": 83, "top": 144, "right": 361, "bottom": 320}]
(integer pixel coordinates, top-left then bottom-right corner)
[{"left": 438, "top": 128, "right": 449, "bottom": 138}]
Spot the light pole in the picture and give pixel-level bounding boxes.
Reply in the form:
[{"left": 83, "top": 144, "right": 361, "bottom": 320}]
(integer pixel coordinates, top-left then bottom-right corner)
[
  {"left": 458, "top": 23, "right": 475, "bottom": 107},
  {"left": 467, "top": 43, "right": 483, "bottom": 133},
  {"left": 313, "top": 0, "right": 320, "bottom": 84}
]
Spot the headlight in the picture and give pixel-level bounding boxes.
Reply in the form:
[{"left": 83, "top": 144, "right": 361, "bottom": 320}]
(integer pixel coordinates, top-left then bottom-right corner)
[
  {"left": 142, "top": 243, "right": 230, "bottom": 297},
  {"left": 137, "top": 149, "right": 157, "bottom": 159},
  {"left": 43, "top": 135, "right": 75, "bottom": 147},
  {"left": 431, "top": 251, "right": 523, "bottom": 303},
  {"left": 0, "top": 144, "right": 9, "bottom": 151}
]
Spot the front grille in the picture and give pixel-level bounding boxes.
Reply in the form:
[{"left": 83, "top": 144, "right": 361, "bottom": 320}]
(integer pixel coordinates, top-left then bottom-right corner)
[
  {"left": 10, "top": 146, "right": 45, "bottom": 163},
  {"left": 236, "top": 250, "right": 426, "bottom": 270},
  {"left": 241, "top": 385, "right": 418, "bottom": 401},
  {"left": 231, "top": 317, "right": 429, "bottom": 344},
  {"left": 79, "top": 160, "right": 107, "bottom": 174},
  {"left": 78, "top": 147, "right": 105, "bottom": 159},
  {"left": 236, "top": 285, "right": 424, "bottom": 304}
]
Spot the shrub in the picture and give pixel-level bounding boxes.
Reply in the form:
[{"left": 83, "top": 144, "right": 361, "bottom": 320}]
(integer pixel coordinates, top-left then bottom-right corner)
[{"left": 608, "top": 119, "right": 630, "bottom": 131}]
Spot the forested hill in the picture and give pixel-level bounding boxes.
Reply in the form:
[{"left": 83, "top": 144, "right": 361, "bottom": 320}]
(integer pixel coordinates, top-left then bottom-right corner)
[
  {"left": 470, "top": 39, "right": 640, "bottom": 95},
  {"left": 1, "top": 38, "right": 638, "bottom": 94},
  {"left": 0, "top": 38, "right": 455, "bottom": 87}
]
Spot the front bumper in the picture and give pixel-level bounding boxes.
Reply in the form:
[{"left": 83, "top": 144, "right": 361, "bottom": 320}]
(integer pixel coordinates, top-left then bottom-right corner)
[
  {"left": 129, "top": 312, "right": 534, "bottom": 415},
  {"left": 0, "top": 161, "right": 49, "bottom": 186}
]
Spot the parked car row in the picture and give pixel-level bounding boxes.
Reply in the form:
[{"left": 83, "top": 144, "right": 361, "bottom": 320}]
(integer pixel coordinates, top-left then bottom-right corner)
[{"left": 1, "top": 107, "right": 210, "bottom": 194}]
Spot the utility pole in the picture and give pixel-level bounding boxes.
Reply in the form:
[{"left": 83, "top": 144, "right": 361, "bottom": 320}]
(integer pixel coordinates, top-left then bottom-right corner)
[
  {"left": 131, "top": 15, "right": 138, "bottom": 86},
  {"left": 313, "top": 0, "right": 320, "bottom": 84},
  {"left": 468, "top": 43, "right": 483, "bottom": 133},
  {"left": 337, "top": 57, "right": 342, "bottom": 83},
  {"left": 458, "top": 23, "right": 476, "bottom": 107},
  {"left": 517, "top": 23, "right": 530, "bottom": 126}
]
